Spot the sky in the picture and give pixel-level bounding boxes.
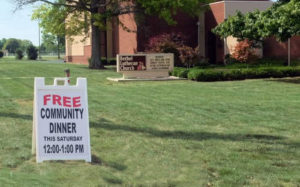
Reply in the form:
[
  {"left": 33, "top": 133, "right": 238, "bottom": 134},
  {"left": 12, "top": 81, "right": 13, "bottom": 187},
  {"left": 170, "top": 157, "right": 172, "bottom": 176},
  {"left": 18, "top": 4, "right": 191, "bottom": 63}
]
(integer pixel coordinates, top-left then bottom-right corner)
[{"left": 0, "top": 0, "right": 40, "bottom": 45}]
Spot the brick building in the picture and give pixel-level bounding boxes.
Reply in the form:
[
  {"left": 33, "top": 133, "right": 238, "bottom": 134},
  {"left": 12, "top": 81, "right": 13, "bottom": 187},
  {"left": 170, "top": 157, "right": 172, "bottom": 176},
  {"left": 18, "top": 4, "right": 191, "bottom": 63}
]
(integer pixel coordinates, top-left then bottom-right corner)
[{"left": 65, "top": 0, "right": 300, "bottom": 64}]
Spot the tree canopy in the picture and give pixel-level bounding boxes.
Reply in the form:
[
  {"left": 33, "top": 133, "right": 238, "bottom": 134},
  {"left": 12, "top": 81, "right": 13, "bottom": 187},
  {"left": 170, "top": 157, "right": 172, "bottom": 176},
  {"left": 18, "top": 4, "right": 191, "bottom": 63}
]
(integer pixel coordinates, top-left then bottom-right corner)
[
  {"left": 32, "top": 2, "right": 65, "bottom": 36},
  {"left": 0, "top": 39, "right": 7, "bottom": 50},
  {"left": 213, "top": 11, "right": 263, "bottom": 42},
  {"left": 213, "top": 0, "right": 300, "bottom": 42},
  {"left": 40, "top": 33, "right": 65, "bottom": 58},
  {"left": 2, "top": 38, "right": 33, "bottom": 53},
  {"left": 2, "top": 38, "right": 20, "bottom": 53},
  {"left": 32, "top": 3, "right": 67, "bottom": 59},
  {"left": 16, "top": 0, "right": 209, "bottom": 68}
]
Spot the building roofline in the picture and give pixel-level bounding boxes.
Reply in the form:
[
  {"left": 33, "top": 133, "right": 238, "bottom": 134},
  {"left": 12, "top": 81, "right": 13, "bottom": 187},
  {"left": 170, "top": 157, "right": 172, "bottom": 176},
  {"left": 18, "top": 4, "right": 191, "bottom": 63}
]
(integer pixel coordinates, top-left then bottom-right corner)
[
  {"left": 208, "top": 1, "right": 224, "bottom": 6},
  {"left": 209, "top": 0, "right": 272, "bottom": 6}
]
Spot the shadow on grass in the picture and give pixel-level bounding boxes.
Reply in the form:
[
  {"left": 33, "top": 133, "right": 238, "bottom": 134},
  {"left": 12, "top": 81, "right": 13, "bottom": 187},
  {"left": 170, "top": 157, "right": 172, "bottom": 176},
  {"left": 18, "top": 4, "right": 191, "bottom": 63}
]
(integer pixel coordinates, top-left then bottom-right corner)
[
  {"left": 91, "top": 118, "right": 286, "bottom": 144},
  {"left": 77, "top": 66, "right": 116, "bottom": 71},
  {"left": 91, "top": 154, "right": 102, "bottom": 165},
  {"left": 267, "top": 77, "right": 300, "bottom": 84},
  {"left": 92, "top": 154, "right": 125, "bottom": 185},
  {"left": 0, "top": 112, "right": 32, "bottom": 120},
  {"left": 103, "top": 176, "right": 123, "bottom": 185},
  {"left": 92, "top": 154, "right": 127, "bottom": 171}
]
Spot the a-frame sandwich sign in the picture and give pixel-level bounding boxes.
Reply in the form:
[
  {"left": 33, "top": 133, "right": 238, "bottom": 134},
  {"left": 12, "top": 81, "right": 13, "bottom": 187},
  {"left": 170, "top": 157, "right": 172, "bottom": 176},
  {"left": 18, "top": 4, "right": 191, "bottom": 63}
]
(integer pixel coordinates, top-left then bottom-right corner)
[{"left": 32, "top": 77, "right": 91, "bottom": 163}]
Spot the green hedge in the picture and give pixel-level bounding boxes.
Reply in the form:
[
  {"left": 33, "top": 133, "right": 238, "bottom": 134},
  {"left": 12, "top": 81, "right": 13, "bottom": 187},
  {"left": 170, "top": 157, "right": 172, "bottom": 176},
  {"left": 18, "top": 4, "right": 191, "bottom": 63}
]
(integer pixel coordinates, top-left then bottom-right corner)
[
  {"left": 172, "top": 68, "right": 189, "bottom": 78},
  {"left": 102, "top": 58, "right": 116, "bottom": 65},
  {"left": 171, "top": 67, "right": 300, "bottom": 82}
]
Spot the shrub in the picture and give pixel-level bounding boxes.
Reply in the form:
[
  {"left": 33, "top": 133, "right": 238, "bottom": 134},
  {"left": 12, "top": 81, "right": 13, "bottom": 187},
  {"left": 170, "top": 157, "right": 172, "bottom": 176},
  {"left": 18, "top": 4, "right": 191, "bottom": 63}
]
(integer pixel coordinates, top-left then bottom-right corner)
[
  {"left": 232, "top": 39, "right": 258, "bottom": 63},
  {"left": 0, "top": 51, "right": 3, "bottom": 58},
  {"left": 178, "top": 46, "right": 200, "bottom": 68},
  {"left": 146, "top": 33, "right": 186, "bottom": 67},
  {"left": 163, "top": 44, "right": 182, "bottom": 67},
  {"left": 188, "top": 70, "right": 225, "bottom": 82},
  {"left": 101, "top": 58, "right": 108, "bottom": 65},
  {"left": 15, "top": 49, "right": 24, "bottom": 60},
  {"left": 223, "top": 70, "right": 246, "bottom": 80},
  {"left": 171, "top": 67, "right": 189, "bottom": 78},
  {"left": 88, "top": 58, "right": 116, "bottom": 67},
  {"left": 224, "top": 54, "right": 239, "bottom": 64},
  {"left": 282, "top": 68, "right": 300, "bottom": 76},
  {"left": 146, "top": 33, "right": 207, "bottom": 68},
  {"left": 109, "top": 59, "right": 116, "bottom": 65},
  {"left": 194, "top": 57, "right": 210, "bottom": 67},
  {"left": 241, "top": 69, "right": 257, "bottom": 79},
  {"left": 146, "top": 33, "right": 185, "bottom": 52},
  {"left": 146, "top": 33, "right": 204, "bottom": 68},
  {"left": 176, "top": 67, "right": 300, "bottom": 82},
  {"left": 26, "top": 45, "right": 38, "bottom": 60},
  {"left": 171, "top": 67, "right": 181, "bottom": 77}
]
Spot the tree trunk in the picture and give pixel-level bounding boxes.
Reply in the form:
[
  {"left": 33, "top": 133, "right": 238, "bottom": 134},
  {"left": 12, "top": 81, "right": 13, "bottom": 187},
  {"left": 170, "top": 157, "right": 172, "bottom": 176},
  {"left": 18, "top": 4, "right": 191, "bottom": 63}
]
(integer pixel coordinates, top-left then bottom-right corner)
[{"left": 89, "top": 0, "right": 103, "bottom": 69}]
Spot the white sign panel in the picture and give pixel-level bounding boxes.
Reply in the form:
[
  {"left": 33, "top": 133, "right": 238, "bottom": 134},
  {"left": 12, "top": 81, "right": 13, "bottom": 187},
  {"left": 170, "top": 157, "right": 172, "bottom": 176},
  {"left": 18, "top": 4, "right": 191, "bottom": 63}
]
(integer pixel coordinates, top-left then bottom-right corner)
[
  {"left": 147, "top": 54, "right": 174, "bottom": 71},
  {"left": 32, "top": 77, "right": 91, "bottom": 163}
]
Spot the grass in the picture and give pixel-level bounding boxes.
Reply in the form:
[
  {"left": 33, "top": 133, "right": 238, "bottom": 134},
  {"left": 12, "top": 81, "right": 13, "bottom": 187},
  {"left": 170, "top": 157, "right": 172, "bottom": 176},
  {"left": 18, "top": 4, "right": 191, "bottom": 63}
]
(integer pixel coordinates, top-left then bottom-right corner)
[
  {"left": 0, "top": 57, "right": 299, "bottom": 186},
  {"left": 3, "top": 55, "right": 64, "bottom": 61}
]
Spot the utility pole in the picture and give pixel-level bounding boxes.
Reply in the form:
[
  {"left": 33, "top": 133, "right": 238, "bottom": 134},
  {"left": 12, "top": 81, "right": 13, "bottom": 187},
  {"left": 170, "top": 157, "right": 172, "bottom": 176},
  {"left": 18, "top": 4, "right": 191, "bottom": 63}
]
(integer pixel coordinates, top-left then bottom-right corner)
[{"left": 38, "top": 20, "right": 41, "bottom": 60}]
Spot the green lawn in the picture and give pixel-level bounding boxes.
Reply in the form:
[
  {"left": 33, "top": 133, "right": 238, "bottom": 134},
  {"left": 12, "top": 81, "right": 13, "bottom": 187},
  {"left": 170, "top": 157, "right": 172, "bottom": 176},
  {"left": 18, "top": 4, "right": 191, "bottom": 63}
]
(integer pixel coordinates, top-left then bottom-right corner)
[{"left": 0, "top": 57, "right": 299, "bottom": 186}]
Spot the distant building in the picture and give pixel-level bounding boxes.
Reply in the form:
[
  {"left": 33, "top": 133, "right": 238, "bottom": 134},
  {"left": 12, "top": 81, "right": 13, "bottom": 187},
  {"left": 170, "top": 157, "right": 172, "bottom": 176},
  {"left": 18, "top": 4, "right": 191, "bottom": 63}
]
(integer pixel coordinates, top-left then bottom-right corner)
[{"left": 65, "top": 0, "right": 300, "bottom": 64}]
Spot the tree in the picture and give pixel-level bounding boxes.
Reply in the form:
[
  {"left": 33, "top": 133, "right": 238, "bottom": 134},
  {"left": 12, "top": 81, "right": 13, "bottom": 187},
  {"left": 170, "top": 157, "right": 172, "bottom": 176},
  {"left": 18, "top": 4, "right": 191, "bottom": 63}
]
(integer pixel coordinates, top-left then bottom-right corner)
[
  {"left": 32, "top": 1, "right": 67, "bottom": 59},
  {"left": 41, "top": 33, "right": 65, "bottom": 58},
  {"left": 1, "top": 38, "right": 33, "bottom": 54},
  {"left": 16, "top": 0, "right": 207, "bottom": 69},
  {"left": 20, "top": 40, "right": 33, "bottom": 51},
  {"left": 27, "top": 45, "right": 38, "bottom": 60},
  {"left": 2, "top": 38, "right": 21, "bottom": 53},
  {"left": 15, "top": 49, "right": 24, "bottom": 60},
  {"left": 269, "top": 0, "right": 300, "bottom": 65},
  {"left": 231, "top": 39, "right": 257, "bottom": 63},
  {"left": 268, "top": 0, "right": 300, "bottom": 41},
  {"left": 0, "top": 38, "right": 6, "bottom": 50},
  {"left": 212, "top": 10, "right": 264, "bottom": 43},
  {"left": 213, "top": 0, "right": 300, "bottom": 65}
]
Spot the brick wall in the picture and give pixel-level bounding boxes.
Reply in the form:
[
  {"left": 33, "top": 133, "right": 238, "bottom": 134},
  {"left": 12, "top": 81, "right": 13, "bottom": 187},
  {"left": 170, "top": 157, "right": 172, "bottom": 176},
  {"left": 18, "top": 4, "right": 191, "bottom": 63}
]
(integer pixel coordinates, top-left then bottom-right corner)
[
  {"left": 66, "top": 45, "right": 91, "bottom": 65},
  {"left": 264, "top": 36, "right": 300, "bottom": 60},
  {"left": 136, "top": 12, "right": 198, "bottom": 52},
  {"left": 117, "top": 14, "right": 137, "bottom": 54}
]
